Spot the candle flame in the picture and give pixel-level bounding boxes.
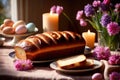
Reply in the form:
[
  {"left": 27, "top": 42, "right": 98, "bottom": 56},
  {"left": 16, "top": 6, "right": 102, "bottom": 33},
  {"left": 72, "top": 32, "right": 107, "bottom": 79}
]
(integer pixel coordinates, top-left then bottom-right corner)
[
  {"left": 50, "top": 11, "right": 53, "bottom": 15},
  {"left": 88, "top": 30, "right": 90, "bottom": 33}
]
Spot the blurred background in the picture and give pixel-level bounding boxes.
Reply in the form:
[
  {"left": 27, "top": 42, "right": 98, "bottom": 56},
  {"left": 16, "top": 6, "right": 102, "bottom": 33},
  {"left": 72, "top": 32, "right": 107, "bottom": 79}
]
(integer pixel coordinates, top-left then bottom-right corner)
[
  {"left": 0, "top": 0, "right": 120, "bottom": 35},
  {"left": 0, "top": 0, "right": 94, "bottom": 34}
]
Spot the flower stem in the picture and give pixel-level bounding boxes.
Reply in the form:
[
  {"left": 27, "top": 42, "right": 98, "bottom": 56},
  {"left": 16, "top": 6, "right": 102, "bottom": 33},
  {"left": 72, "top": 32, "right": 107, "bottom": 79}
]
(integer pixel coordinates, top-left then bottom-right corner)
[{"left": 62, "top": 12, "right": 74, "bottom": 27}]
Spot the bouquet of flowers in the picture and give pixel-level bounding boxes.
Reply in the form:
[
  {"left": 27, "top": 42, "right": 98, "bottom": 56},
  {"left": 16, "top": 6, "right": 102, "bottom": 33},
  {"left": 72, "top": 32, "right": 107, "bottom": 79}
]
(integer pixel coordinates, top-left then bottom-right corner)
[{"left": 76, "top": 0, "right": 120, "bottom": 51}]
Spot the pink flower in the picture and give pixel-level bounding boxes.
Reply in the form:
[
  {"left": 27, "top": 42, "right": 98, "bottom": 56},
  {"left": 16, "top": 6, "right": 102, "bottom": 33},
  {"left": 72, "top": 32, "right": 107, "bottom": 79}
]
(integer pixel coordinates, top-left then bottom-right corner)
[
  {"left": 76, "top": 11, "right": 87, "bottom": 26},
  {"left": 76, "top": 10, "right": 83, "bottom": 20},
  {"left": 107, "top": 22, "right": 120, "bottom": 36},
  {"left": 102, "top": 0, "right": 110, "bottom": 5},
  {"left": 14, "top": 59, "right": 33, "bottom": 71},
  {"left": 79, "top": 19, "right": 87, "bottom": 26},
  {"left": 115, "top": 3, "right": 120, "bottom": 12},
  {"left": 56, "top": 6, "right": 63, "bottom": 15},
  {"left": 50, "top": 5, "right": 56, "bottom": 13},
  {"left": 108, "top": 55, "right": 120, "bottom": 65},
  {"left": 50, "top": 5, "right": 63, "bottom": 15},
  {"left": 93, "top": 46, "right": 111, "bottom": 60},
  {"left": 92, "top": 0, "right": 101, "bottom": 7},
  {"left": 109, "top": 72, "right": 120, "bottom": 80},
  {"left": 50, "top": 5, "right": 74, "bottom": 26}
]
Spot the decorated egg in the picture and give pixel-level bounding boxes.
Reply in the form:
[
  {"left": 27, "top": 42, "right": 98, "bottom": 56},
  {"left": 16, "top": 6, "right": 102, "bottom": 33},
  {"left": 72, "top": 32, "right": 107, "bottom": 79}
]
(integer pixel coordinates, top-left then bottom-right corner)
[
  {"left": 2, "top": 27, "right": 15, "bottom": 34},
  {"left": 26, "top": 23, "right": 36, "bottom": 32},
  {"left": 92, "top": 73, "right": 103, "bottom": 80},
  {"left": 4, "top": 19, "right": 14, "bottom": 26},
  {"left": 15, "top": 25, "right": 27, "bottom": 34},
  {"left": 13, "top": 20, "right": 26, "bottom": 29}
]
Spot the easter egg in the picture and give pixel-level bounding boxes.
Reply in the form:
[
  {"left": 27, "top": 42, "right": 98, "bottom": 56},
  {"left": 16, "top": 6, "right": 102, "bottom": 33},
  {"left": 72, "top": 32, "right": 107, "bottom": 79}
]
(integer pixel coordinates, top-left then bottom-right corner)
[
  {"left": 15, "top": 25, "right": 27, "bottom": 34},
  {"left": 13, "top": 20, "right": 26, "bottom": 29},
  {"left": 26, "top": 23, "right": 36, "bottom": 32},
  {"left": 92, "top": 73, "right": 103, "bottom": 80},
  {"left": 2, "top": 27, "right": 15, "bottom": 34},
  {"left": 0, "top": 24, "right": 6, "bottom": 30},
  {"left": 4, "top": 19, "right": 14, "bottom": 26}
]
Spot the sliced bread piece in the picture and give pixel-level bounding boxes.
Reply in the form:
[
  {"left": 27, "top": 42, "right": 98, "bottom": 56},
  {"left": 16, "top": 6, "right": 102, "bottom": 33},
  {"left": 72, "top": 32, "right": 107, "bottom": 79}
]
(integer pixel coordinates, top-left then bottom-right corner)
[
  {"left": 81, "top": 59, "right": 94, "bottom": 69},
  {"left": 57, "top": 55, "right": 86, "bottom": 69}
]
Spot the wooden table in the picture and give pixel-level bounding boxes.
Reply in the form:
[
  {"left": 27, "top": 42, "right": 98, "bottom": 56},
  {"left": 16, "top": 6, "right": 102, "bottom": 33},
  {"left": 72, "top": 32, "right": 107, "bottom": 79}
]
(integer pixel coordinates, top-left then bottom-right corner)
[{"left": 0, "top": 40, "right": 102, "bottom": 80}]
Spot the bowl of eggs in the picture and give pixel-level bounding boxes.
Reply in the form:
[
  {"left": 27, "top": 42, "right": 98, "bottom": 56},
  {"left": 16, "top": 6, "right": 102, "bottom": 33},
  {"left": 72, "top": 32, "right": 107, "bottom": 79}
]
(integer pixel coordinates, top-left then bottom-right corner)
[{"left": 0, "top": 19, "right": 38, "bottom": 46}]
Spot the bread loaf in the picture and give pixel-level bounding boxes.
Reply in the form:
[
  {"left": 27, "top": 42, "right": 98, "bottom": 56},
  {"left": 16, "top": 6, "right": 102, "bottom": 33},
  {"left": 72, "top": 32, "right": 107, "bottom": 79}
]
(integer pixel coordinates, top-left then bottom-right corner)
[{"left": 14, "top": 31, "right": 85, "bottom": 61}]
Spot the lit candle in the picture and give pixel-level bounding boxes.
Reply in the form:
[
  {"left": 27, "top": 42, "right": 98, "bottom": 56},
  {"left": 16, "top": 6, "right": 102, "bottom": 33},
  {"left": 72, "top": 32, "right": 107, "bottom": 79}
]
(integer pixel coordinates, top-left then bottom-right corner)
[
  {"left": 42, "top": 12, "right": 58, "bottom": 32},
  {"left": 82, "top": 30, "right": 96, "bottom": 48}
]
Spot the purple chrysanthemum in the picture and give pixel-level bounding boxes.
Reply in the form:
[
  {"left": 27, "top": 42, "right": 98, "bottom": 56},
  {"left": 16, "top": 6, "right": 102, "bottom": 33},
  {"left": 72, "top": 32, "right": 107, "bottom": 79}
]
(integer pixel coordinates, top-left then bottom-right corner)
[
  {"left": 109, "top": 72, "right": 120, "bottom": 80},
  {"left": 93, "top": 46, "right": 111, "bottom": 60},
  {"left": 108, "top": 55, "right": 120, "bottom": 65},
  {"left": 100, "top": 14, "right": 111, "bottom": 27},
  {"left": 107, "top": 22, "right": 120, "bottom": 36},
  {"left": 14, "top": 59, "right": 33, "bottom": 71},
  {"left": 84, "top": 4, "right": 95, "bottom": 17}
]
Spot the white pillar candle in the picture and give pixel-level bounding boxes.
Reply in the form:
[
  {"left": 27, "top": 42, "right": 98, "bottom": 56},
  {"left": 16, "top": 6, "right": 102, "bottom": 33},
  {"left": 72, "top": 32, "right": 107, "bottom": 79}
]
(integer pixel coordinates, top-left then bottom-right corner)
[
  {"left": 82, "top": 30, "right": 96, "bottom": 49},
  {"left": 42, "top": 13, "right": 58, "bottom": 32}
]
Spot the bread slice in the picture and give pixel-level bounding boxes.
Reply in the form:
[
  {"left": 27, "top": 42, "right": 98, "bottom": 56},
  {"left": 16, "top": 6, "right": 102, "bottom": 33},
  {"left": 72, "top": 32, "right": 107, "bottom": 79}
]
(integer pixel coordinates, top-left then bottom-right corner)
[
  {"left": 82, "top": 59, "right": 94, "bottom": 69},
  {"left": 57, "top": 55, "right": 87, "bottom": 69}
]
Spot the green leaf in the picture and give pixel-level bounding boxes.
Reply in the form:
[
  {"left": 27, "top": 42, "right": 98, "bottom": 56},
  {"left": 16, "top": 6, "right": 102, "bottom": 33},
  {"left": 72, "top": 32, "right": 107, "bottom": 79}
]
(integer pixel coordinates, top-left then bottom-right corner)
[{"left": 86, "top": 19, "right": 98, "bottom": 30}]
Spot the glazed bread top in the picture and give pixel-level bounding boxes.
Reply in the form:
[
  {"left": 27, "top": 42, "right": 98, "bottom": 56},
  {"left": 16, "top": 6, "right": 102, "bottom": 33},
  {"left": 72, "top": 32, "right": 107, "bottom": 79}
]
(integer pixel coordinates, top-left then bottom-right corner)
[{"left": 15, "top": 31, "right": 85, "bottom": 52}]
